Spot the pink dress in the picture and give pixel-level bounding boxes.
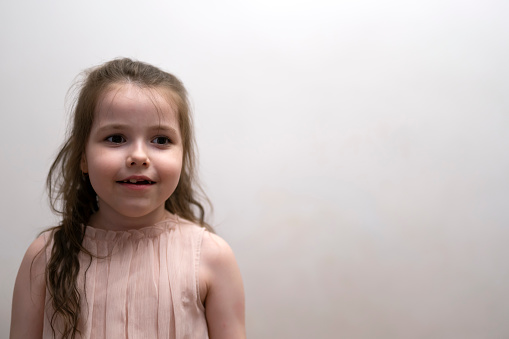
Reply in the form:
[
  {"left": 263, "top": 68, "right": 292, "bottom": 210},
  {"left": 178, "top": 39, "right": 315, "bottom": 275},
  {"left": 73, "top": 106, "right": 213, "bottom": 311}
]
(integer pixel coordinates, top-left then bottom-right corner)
[{"left": 42, "top": 216, "right": 209, "bottom": 339}]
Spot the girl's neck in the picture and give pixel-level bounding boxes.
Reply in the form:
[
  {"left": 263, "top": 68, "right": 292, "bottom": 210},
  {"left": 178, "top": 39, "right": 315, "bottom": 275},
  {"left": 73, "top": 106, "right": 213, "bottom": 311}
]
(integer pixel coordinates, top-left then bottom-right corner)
[{"left": 87, "top": 207, "right": 172, "bottom": 231}]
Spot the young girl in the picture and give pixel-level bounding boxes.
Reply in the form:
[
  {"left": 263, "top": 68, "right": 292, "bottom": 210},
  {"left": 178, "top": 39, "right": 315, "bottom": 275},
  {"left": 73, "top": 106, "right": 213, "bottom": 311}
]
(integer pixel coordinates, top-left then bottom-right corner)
[{"left": 10, "top": 58, "right": 245, "bottom": 339}]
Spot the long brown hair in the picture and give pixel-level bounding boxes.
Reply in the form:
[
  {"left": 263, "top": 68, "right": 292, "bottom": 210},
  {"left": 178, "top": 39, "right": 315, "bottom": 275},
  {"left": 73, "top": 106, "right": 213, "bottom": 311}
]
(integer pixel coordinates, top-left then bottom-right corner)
[{"left": 45, "top": 58, "right": 212, "bottom": 338}]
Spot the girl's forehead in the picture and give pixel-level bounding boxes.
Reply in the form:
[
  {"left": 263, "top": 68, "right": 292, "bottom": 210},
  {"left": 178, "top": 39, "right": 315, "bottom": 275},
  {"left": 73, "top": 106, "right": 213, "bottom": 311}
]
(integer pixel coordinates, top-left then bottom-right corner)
[
  {"left": 95, "top": 83, "right": 179, "bottom": 124},
  {"left": 99, "top": 83, "right": 176, "bottom": 110}
]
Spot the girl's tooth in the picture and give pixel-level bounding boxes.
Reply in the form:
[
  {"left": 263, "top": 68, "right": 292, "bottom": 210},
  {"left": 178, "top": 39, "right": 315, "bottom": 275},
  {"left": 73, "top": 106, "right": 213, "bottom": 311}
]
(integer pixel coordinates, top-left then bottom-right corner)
[{"left": 129, "top": 179, "right": 137, "bottom": 183}]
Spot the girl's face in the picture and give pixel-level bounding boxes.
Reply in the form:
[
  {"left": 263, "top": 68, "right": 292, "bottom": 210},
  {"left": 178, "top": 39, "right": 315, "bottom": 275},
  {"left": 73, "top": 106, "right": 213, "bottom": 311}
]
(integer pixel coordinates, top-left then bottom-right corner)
[{"left": 81, "top": 83, "right": 183, "bottom": 229}]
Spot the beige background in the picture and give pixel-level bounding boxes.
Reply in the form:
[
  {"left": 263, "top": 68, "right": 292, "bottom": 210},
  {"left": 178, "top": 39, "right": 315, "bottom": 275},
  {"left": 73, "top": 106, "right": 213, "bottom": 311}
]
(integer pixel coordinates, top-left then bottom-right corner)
[{"left": 1, "top": 0, "right": 508, "bottom": 338}]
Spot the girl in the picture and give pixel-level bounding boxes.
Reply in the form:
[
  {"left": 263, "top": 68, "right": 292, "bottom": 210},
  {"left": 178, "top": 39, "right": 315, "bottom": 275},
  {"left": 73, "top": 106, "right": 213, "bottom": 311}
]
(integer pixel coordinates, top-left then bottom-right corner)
[{"left": 10, "top": 58, "right": 245, "bottom": 339}]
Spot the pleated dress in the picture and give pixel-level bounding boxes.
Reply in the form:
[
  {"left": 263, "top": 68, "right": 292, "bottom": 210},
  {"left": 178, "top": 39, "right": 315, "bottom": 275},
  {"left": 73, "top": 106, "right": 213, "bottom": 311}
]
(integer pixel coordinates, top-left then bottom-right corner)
[{"left": 41, "top": 216, "right": 209, "bottom": 339}]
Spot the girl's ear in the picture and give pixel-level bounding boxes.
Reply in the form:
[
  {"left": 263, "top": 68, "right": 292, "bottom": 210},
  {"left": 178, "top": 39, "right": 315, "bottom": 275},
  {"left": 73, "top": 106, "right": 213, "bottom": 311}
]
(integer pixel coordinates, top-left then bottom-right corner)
[{"left": 80, "top": 154, "right": 88, "bottom": 174}]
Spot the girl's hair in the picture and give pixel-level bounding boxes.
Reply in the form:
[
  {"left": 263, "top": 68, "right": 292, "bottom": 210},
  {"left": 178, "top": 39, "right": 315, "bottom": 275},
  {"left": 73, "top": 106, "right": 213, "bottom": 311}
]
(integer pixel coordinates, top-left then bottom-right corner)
[{"left": 45, "top": 58, "right": 212, "bottom": 338}]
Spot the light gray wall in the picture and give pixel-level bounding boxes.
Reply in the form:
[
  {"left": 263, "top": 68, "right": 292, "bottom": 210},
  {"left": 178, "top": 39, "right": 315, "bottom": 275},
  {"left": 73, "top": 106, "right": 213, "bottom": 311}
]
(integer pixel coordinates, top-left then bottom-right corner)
[{"left": 1, "top": 1, "right": 508, "bottom": 338}]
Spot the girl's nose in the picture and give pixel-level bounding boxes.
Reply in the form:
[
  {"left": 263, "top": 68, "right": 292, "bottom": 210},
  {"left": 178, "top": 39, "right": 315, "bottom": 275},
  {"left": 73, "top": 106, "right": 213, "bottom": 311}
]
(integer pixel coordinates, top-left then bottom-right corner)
[{"left": 126, "top": 143, "right": 150, "bottom": 167}]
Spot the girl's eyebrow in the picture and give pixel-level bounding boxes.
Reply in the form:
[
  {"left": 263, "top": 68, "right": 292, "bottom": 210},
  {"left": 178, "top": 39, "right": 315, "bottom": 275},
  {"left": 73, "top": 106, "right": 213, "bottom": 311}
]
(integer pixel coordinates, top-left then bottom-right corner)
[
  {"left": 96, "top": 124, "right": 125, "bottom": 132},
  {"left": 151, "top": 125, "right": 179, "bottom": 134},
  {"left": 96, "top": 123, "right": 179, "bottom": 135}
]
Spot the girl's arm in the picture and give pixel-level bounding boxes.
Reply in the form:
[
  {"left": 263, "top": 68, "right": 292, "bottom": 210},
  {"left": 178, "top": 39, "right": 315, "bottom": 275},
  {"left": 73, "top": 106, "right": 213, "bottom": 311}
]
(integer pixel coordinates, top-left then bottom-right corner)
[
  {"left": 201, "top": 232, "right": 246, "bottom": 339},
  {"left": 10, "top": 235, "right": 46, "bottom": 339}
]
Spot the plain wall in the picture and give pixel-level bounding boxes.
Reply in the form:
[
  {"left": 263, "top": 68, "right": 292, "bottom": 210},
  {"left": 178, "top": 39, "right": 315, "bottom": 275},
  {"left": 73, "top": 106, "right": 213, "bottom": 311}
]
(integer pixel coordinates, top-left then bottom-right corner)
[{"left": 1, "top": 0, "right": 508, "bottom": 338}]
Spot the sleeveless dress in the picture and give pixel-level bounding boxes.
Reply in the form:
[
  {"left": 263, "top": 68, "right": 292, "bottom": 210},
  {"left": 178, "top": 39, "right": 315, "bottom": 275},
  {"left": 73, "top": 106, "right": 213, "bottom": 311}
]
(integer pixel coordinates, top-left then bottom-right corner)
[{"left": 41, "top": 216, "right": 209, "bottom": 339}]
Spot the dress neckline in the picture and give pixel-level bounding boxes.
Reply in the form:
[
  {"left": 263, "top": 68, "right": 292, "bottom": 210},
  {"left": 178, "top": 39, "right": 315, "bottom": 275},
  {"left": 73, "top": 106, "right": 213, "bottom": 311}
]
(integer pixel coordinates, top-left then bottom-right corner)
[{"left": 84, "top": 215, "right": 179, "bottom": 241}]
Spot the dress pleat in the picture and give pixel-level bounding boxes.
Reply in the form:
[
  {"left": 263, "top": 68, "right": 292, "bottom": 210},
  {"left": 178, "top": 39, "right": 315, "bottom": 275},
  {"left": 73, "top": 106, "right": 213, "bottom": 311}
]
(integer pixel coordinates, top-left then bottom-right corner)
[{"left": 42, "top": 216, "right": 209, "bottom": 339}]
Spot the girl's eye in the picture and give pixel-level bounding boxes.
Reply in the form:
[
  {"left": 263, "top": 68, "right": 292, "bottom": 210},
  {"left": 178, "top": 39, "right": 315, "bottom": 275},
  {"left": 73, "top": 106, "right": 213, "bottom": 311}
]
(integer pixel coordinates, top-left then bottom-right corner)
[
  {"left": 152, "top": 136, "right": 171, "bottom": 145},
  {"left": 106, "top": 135, "right": 126, "bottom": 144}
]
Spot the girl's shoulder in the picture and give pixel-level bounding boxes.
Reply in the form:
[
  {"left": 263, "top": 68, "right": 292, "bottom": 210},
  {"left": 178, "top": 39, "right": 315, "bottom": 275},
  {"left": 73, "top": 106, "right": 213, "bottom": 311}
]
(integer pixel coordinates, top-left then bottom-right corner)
[
  {"left": 200, "top": 231, "right": 236, "bottom": 265},
  {"left": 198, "top": 230, "right": 246, "bottom": 338},
  {"left": 18, "top": 230, "right": 53, "bottom": 286},
  {"left": 20, "top": 230, "right": 54, "bottom": 267},
  {"left": 10, "top": 232, "right": 49, "bottom": 337},
  {"left": 180, "top": 217, "right": 238, "bottom": 273},
  {"left": 26, "top": 232, "right": 48, "bottom": 256}
]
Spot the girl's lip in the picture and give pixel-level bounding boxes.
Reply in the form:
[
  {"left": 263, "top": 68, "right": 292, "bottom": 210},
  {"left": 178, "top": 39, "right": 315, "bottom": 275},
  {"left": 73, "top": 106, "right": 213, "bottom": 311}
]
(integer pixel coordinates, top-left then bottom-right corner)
[
  {"left": 117, "top": 181, "right": 154, "bottom": 190},
  {"left": 116, "top": 175, "right": 155, "bottom": 184},
  {"left": 116, "top": 176, "right": 156, "bottom": 190}
]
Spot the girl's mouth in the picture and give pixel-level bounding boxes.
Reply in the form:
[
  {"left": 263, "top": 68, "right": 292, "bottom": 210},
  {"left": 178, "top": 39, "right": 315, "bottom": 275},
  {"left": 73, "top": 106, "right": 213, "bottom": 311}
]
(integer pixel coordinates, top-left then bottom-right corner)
[{"left": 117, "top": 179, "right": 155, "bottom": 185}]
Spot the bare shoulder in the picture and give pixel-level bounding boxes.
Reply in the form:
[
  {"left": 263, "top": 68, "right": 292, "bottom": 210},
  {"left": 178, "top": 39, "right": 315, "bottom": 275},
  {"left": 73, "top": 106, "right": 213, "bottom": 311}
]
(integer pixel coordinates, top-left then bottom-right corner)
[
  {"left": 200, "top": 231, "right": 246, "bottom": 339},
  {"left": 26, "top": 233, "right": 47, "bottom": 262},
  {"left": 199, "top": 231, "right": 239, "bottom": 301},
  {"left": 10, "top": 233, "right": 48, "bottom": 338},
  {"left": 17, "top": 233, "right": 47, "bottom": 282},
  {"left": 201, "top": 231, "right": 236, "bottom": 264}
]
